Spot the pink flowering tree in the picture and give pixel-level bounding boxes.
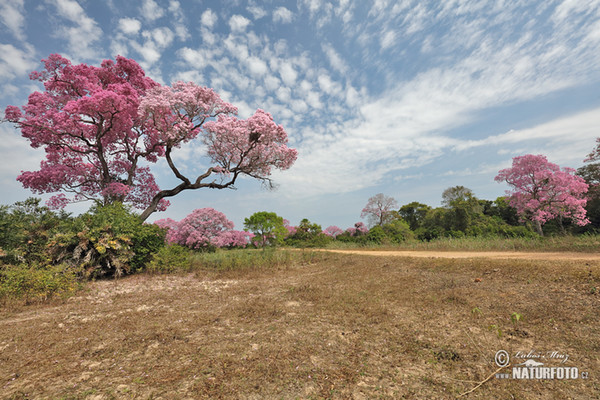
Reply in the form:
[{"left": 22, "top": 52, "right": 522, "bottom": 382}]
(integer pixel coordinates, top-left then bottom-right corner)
[
  {"left": 4, "top": 55, "right": 297, "bottom": 221},
  {"left": 155, "top": 208, "right": 250, "bottom": 249},
  {"left": 345, "top": 222, "right": 369, "bottom": 236},
  {"left": 138, "top": 84, "right": 297, "bottom": 220},
  {"left": 495, "top": 154, "right": 589, "bottom": 235},
  {"left": 361, "top": 193, "right": 399, "bottom": 227},
  {"left": 323, "top": 225, "right": 343, "bottom": 238}
]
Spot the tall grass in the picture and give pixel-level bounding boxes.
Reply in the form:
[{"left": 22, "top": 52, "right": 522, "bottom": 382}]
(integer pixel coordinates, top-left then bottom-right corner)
[
  {"left": 325, "top": 234, "right": 600, "bottom": 252},
  {"left": 147, "top": 246, "right": 324, "bottom": 274}
]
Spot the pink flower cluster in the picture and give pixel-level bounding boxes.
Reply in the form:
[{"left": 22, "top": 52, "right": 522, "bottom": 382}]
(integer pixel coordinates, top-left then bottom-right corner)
[
  {"left": 5, "top": 55, "right": 297, "bottom": 221},
  {"left": 345, "top": 222, "right": 368, "bottom": 236},
  {"left": 154, "top": 208, "right": 252, "bottom": 249},
  {"left": 6, "top": 54, "right": 168, "bottom": 211},
  {"left": 495, "top": 154, "right": 589, "bottom": 226},
  {"left": 323, "top": 225, "right": 343, "bottom": 238}
]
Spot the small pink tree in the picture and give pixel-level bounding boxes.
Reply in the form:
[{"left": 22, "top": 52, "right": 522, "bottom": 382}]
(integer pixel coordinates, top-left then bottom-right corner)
[
  {"left": 155, "top": 208, "right": 250, "bottom": 249},
  {"left": 323, "top": 225, "right": 343, "bottom": 238},
  {"left": 345, "top": 222, "right": 369, "bottom": 236},
  {"left": 4, "top": 55, "right": 297, "bottom": 221},
  {"left": 361, "top": 193, "right": 399, "bottom": 227},
  {"left": 495, "top": 154, "right": 589, "bottom": 235}
]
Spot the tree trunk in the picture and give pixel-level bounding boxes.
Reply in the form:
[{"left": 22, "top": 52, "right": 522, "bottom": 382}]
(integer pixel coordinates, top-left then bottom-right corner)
[
  {"left": 558, "top": 214, "right": 566, "bottom": 235},
  {"left": 534, "top": 220, "right": 544, "bottom": 236}
]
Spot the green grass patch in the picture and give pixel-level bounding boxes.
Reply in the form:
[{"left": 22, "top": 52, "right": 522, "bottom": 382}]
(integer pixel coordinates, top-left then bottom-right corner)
[
  {"left": 324, "top": 233, "right": 600, "bottom": 252},
  {"left": 0, "top": 263, "right": 81, "bottom": 304}
]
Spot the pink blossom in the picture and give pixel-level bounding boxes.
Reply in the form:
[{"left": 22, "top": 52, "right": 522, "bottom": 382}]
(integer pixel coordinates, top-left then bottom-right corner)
[
  {"left": 495, "top": 154, "right": 589, "bottom": 234},
  {"left": 324, "top": 225, "right": 343, "bottom": 238},
  {"left": 154, "top": 208, "right": 251, "bottom": 249},
  {"left": 361, "top": 193, "right": 398, "bottom": 227},
  {"left": 6, "top": 55, "right": 297, "bottom": 222}
]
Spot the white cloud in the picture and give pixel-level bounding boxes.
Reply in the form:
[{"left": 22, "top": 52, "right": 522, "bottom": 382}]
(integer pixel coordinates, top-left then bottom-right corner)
[
  {"left": 0, "top": 43, "right": 36, "bottom": 81},
  {"left": 0, "top": 126, "right": 45, "bottom": 194},
  {"left": 49, "top": 0, "right": 103, "bottom": 59},
  {"left": 140, "top": 0, "right": 165, "bottom": 22},
  {"left": 263, "top": 75, "right": 281, "bottom": 91},
  {"left": 145, "top": 27, "right": 174, "bottom": 48},
  {"left": 246, "top": 56, "right": 269, "bottom": 76},
  {"left": 229, "top": 15, "right": 251, "bottom": 33},
  {"left": 0, "top": 0, "right": 26, "bottom": 40},
  {"left": 247, "top": 4, "right": 267, "bottom": 20},
  {"left": 168, "top": 0, "right": 189, "bottom": 40},
  {"left": 279, "top": 61, "right": 297, "bottom": 85},
  {"left": 380, "top": 30, "right": 396, "bottom": 49},
  {"left": 321, "top": 43, "right": 348, "bottom": 74},
  {"left": 317, "top": 74, "right": 342, "bottom": 96},
  {"left": 118, "top": 18, "right": 141, "bottom": 35},
  {"left": 454, "top": 108, "right": 600, "bottom": 158},
  {"left": 201, "top": 9, "right": 218, "bottom": 29},
  {"left": 273, "top": 7, "right": 294, "bottom": 23}
]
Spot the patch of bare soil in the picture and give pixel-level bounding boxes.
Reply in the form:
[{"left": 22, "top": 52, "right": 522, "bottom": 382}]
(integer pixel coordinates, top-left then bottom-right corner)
[{"left": 1, "top": 254, "right": 599, "bottom": 399}]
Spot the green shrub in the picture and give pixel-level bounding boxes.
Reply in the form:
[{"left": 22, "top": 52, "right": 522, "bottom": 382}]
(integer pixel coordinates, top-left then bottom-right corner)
[
  {"left": 49, "top": 202, "right": 165, "bottom": 278},
  {"left": 382, "top": 219, "right": 414, "bottom": 243},
  {"left": 0, "top": 198, "right": 71, "bottom": 265},
  {"left": 0, "top": 263, "right": 80, "bottom": 304},
  {"left": 146, "top": 245, "right": 192, "bottom": 274},
  {"left": 366, "top": 225, "right": 387, "bottom": 244}
]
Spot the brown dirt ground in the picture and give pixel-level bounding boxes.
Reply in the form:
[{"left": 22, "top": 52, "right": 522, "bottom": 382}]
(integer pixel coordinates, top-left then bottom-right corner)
[
  {"left": 319, "top": 249, "right": 600, "bottom": 261},
  {"left": 1, "top": 251, "right": 599, "bottom": 399}
]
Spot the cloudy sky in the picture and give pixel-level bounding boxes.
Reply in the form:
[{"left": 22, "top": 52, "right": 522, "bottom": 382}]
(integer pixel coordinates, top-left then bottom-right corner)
[{"left": 1, "top": 0, "right": 600, "bottom": 230}]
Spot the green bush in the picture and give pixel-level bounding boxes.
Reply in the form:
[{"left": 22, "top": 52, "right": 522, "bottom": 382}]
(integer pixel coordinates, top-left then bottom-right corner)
[
  {"left": 366, "top": 225, "right": 387, "bottom": 244},
  {"left": 49, "top": 202, "right": 165, "bottom": 278},
  {"left": 382, "top": 219, "right": 414, "bottom": 243},
  {"left": 146, "top": 245, "right": 192, "bottom": 274},
  {"left": 0, "top": 263, "right": 80, "bottom": 304},
  {"left": 0, "top": 198, "right": 71, "bottom": 265}
]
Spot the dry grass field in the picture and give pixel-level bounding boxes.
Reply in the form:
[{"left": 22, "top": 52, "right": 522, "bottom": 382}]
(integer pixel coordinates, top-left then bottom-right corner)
[{"left": 1, "top": 250, "right": 599, "bottom": 399}]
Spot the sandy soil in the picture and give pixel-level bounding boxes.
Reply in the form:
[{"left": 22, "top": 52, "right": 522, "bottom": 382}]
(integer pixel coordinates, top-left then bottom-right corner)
[{"left": 319, "top": 249, "right": 600, "bottom": 260}]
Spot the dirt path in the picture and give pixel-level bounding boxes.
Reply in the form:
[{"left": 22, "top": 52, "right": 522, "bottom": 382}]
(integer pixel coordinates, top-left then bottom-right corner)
[{"left": 318, "top": 248, "right": 600, "bottom": 260}]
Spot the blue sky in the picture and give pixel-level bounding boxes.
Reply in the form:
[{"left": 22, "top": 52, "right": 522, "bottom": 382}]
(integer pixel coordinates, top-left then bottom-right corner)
[{"left": 1, "top": 0, "right": 600, "bottom": 230}]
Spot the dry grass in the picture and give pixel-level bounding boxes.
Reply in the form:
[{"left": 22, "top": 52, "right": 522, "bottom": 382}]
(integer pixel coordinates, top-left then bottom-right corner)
[{"left": 1, "top": 251, "right": 599, "bottom": 399}]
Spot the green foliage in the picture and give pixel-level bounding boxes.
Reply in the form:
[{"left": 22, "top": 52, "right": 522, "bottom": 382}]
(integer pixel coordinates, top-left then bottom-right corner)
[
  {"left": 0, "top": 198, "right": 71, "bottom": 265},
  {"left": 146, "top": 245, "right": 192, "bottom": 274},
  {"left": 413, "top": 188, "right": 536, "bottom": 241},
  {"left": 366, "top": 225, "right": 387, "bottom": 244},
  {"left": 482, "top": 197, "right": 520, "bottom": 226},
  {"left": 399, "top": 202, "right": 431, "bottom": 230},
  {"left": 49, "top": 202, "right": 165, "bottom": 278},
  {"left": 286, "top": 218, "right": 331, "bottom": 247},
  {"left": 244, "top": 211, "right": 287, "bottom": 248},
  {"left": 511, "top": 312, "right": 523, "bottom": 328},
  {"left": 576, "top": 163, "right": 600, "bottom": 233},
  {"left": 0, "top": 263, "right": 80, "bottom": 304}
]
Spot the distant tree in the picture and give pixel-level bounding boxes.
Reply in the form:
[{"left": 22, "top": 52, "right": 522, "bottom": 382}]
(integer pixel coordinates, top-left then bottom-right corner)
[
  {"left": 346, "top": 222, "right": 369, "bottom": 236},
  {"left": 324, "top": 225, "right": 343, "bottom": 238},
  {"left": 399, "top": 201, "right": 431, "bottom": 230},
  {"left": 577, "top": 161, "right": 600, "bottom": 231},
  {"left": 286, "top": 218, "right": 330, "bottom": 247},
  {"left": 441, "top": 186, "right": 476, "bottom": 208},
  {"left": 243, "top": 211, "right": 287, "bottom": 248},
  {"left": 495, "top": 154, "right": 589, "bottom": 235},
  {"left": 482, "top": 196, "right": 520, "bottom": 226},
  {"left": 156, "top": 208, "right": 248, "bottom": 250},
  {"left": 361, "top": 193, "right": 399, "bottom": 227}
]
